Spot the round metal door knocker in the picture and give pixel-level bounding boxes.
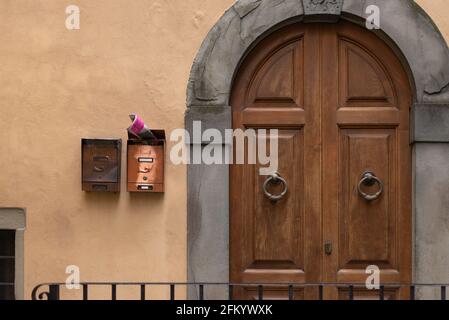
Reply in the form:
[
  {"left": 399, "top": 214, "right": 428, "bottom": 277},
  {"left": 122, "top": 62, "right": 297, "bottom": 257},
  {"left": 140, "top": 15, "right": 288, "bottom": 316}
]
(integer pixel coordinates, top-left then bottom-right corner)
[
  {"left": 263, "top": 172, "right": 288, "bottom": 202},
  {"left": 357, "top": 171, "right": 384, "bottom": 201}
]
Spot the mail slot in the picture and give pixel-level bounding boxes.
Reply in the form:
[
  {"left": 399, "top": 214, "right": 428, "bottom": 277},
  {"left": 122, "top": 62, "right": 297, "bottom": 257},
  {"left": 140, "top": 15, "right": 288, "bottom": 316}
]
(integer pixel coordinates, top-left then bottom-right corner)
[
  {"left": 138, "top": 157, "right": 154, "bottom": 163},
  {"left": 82, "top": 139, "right": 122, "bottom": 192},
  {"left": 127, "top": 130, "right": 165, "bottom": 193}
]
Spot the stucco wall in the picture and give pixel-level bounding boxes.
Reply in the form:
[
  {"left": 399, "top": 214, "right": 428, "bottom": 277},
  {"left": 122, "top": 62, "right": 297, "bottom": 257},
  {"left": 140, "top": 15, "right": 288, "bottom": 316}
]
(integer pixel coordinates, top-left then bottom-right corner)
[
  {"left": 0, "top": 0, "right": 447, "bottom": 300},
  {"left": 417, "top": 0, "right": 449, "bottom": 40},
  {"left": 0, "top": 0, "right": 235, "bottom": 299}
]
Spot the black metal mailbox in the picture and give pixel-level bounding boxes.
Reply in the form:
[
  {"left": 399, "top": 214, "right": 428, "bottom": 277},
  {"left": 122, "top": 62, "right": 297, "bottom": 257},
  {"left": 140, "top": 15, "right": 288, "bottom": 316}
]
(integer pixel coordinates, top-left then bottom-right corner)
[{"left": 82, "top": 139, "right": 122, "bottom": 192}]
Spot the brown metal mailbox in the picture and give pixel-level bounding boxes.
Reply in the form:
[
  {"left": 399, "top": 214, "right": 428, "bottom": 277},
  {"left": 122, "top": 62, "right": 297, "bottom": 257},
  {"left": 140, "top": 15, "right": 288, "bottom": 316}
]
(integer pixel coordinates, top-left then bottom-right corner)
[
  {"left": 82, "top": 139, "right": 122, "bottom": 192},
  {"left": 127, "top": 130, "right": 165, "bottom": 193}
]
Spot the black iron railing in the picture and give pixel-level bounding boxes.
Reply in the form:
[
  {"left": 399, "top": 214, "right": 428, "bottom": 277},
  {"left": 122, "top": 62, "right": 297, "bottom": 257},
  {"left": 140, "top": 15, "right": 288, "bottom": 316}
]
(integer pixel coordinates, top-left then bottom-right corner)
[{"left": 31, "top": 282, "right": 449, "bottom": 300}]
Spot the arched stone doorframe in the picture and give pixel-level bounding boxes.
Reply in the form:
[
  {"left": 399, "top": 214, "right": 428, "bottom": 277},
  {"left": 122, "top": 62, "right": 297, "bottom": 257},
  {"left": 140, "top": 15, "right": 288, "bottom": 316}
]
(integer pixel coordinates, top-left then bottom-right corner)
[{"left": 186, "top": 0, "right": 449, "bottom": 299}]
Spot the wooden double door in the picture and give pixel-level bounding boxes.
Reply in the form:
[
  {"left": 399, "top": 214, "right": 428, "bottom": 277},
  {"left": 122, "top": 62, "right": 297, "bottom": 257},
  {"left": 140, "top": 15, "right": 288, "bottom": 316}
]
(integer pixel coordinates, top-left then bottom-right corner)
[{"left": 230, "top": 21, "right": 412, "bottom": 300}]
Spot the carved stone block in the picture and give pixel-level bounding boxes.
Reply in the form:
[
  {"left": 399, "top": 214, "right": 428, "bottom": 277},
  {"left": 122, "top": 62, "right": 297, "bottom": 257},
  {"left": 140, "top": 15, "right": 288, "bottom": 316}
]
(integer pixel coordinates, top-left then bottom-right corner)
[{"left": 302, "top": 0, "right": 344, "bottom": 16}]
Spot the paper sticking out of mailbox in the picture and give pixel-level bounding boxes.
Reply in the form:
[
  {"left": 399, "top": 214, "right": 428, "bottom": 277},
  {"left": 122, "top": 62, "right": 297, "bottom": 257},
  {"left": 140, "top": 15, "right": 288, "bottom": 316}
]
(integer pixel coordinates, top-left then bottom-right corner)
[{"left": 128, "top": 113, "right": 156, "bottom": 140}]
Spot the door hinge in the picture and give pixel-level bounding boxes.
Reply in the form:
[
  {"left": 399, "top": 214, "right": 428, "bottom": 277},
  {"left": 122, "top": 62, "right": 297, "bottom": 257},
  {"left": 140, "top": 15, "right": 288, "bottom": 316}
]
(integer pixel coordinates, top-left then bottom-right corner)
[{"left": 324, "top": 241, "right": 333, "bottom": 255}]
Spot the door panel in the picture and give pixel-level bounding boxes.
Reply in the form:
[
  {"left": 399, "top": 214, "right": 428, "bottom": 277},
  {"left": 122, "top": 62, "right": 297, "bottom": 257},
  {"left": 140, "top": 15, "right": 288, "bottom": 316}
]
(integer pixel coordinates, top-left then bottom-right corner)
[
  {"left": 237, "top": 129, "right": 305, "bottom": 285},
  {"left": 251, "top": 130, "right": 304, "bottom": 271},
  {"left": 323, "top": 22, "right": 411, "bottom": 300},
  {"left": 246, "top": 36, "right": 304, "bottom": 108},
  {"left": 339, "top": 129, "right": 397, "bottom": 269},
  {"left": 339, "top": 39, "right": 396, "bottom": 108},
  {"left": 243, "top": 287, "right": 305, "bottom": 300},
  {"left": 231, "top": 24, "right": 321, "bottom": 300},
  {"left": 230, "top": 21, "right": 412, "bottom": 300}
]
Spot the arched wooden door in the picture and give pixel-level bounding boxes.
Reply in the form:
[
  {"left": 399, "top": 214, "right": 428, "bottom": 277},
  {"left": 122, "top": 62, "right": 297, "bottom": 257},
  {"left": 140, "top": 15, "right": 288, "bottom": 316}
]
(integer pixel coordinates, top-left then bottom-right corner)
[{"left": 230, "top": 21, "right": 412, "bottom": 300}]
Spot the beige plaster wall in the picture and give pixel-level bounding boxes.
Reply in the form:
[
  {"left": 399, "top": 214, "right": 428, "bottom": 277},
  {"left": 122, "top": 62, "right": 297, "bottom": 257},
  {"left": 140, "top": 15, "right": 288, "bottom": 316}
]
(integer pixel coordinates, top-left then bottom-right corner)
[
  {"left": 417, "top": 0, "right": 449, "bottom": 41},
  {"left": 0, "top": 0, "right": 446, "bottom": 299},
  {"left": 0, "top": 0, "right": 234, "bottom": 300}
]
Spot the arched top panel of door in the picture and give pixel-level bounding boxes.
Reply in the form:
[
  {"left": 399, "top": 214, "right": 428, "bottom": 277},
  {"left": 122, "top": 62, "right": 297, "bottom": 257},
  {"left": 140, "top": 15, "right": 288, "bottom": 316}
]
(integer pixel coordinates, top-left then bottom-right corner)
[{"left": 231, "top": 21, "right": 412, "bottom": 119}]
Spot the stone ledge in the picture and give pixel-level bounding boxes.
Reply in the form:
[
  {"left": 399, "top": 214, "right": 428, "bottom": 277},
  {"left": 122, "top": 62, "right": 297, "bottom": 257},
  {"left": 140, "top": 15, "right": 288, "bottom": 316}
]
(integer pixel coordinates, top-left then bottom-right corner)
[
  {"left": 185, "top": 106, "right": 232, "bottom": 145},
  {"left": 413, "top": 104, "right": 449, "bottom": 142},
  {"left": 0, "top": 208, "right": 26, "bottom": 229}
]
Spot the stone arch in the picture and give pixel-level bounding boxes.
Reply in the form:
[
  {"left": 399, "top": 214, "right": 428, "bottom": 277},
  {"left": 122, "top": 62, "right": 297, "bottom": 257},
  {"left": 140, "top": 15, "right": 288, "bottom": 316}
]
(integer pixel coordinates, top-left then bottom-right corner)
[
  {"left": 187, "top": 0, "right": 449, "bottom": 107},
  {"left": 186, "top": 0, "right": 449, "bottom": 300}
]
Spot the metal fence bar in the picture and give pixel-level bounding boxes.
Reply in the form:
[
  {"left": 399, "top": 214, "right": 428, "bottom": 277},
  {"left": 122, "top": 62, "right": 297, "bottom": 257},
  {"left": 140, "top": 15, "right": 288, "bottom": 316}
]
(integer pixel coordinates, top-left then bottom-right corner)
[
  {"left": 140, "top": 284, "right": 146, "bottom": 301},
  {"left": 199, "top": 285, "right": 204, "bottom": 300},
  {"left": 83, "top": 284, "right": 88, "bottom": 301},
  {"left": 288, "top": 285, "right": 294, "bottom": 300},
  {"left": 228, "top": 285, "right": 233, "bottom": 300},
  {"left": 258, "top": 285, "right": 264, "bottom": 300},
  {"left": 31, "top": 282, "right": 449, "bottom": 301},
  {"left": 379, "top": 286, "right": 384, "bottom": 301},
  {"left": 111, "top": 284, "right": 117, "bottom": 301},
  {"left": 170, "top": 284, "right": 175, "bottom": 300},
  {"left": 49, "top": 285, "right": 60, "bottom": 301},
  {"left": 410, "top": 285, "right": 415, "bottom": 300}
]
